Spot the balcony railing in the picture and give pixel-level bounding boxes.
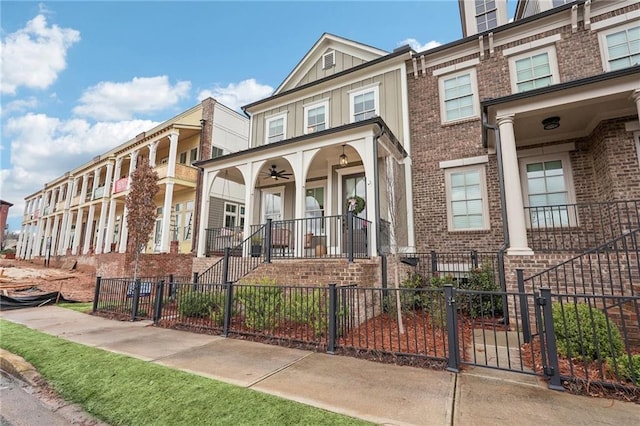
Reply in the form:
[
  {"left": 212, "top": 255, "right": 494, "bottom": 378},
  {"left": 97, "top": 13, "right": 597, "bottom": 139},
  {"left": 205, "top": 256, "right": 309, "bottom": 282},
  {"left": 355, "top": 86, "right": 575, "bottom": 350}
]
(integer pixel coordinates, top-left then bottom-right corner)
[
  {"left": 93, "top": 186, "right": 105, "bottom": 200},
  {"left": 524, "top": 200, "right": 640, "bottom": 252},
  {"left": 113, "top": 177, "right": 129, "bottom": 194},
  {"left": 155, "top": 163, "right": 198, "bottom": 183}
]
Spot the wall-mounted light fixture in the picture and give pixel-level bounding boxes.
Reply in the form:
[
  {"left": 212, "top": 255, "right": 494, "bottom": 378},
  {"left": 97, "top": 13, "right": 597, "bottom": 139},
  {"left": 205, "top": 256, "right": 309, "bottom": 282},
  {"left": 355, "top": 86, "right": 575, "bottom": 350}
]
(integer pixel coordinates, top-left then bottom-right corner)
[
  {"left": 542, "top": 116, "right": 560, "bottom": 130},
  {"left": 339, "top": 144, "right": 349, "bottom": 167}
]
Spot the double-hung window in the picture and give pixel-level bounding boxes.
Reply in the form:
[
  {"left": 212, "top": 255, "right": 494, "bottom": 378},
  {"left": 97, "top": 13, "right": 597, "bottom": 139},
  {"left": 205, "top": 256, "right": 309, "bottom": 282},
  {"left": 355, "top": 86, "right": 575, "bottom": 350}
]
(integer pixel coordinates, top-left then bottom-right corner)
[
  {"left": 508, "top": 46, "right": 559, "bottom": 93},
  {"left": 304, "top": 101, "right": 329, "bottom": 134},
  {"left": 444, "top": 165, "right": 489, "bottom": 231},
  {"left": 602, "top": 24, "right": 640, "bottom": 71},
  {"left": 439, "top": 69, "right": 478, "bottom": 123},
  {"left": 190, "top": 148, "right": 198, "bottom": 163},
  {"left": 475, "top": 0, "right": 498, "bottom": 33},
  {"left": 265, "top": 113, "right": 287, "bottom": 144},
  {"left": 519, "top": 154, "right": 576, "bottom": 228},
  {"left": 349, "top": 85, "right": 379, "bottom": 123}
]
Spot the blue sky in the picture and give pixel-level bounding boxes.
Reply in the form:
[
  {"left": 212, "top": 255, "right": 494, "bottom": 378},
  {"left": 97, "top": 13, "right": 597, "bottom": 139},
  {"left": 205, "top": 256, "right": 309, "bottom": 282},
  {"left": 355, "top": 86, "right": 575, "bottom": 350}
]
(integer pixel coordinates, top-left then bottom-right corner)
[{"left": 0, "top": 1, "right": 517, "bottom": 233}]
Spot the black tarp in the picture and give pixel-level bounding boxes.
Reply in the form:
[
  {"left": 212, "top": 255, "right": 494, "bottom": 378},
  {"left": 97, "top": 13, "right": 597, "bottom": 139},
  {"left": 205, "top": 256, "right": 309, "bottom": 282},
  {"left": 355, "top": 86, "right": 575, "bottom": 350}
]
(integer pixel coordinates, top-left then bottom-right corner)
[{"left": 0, "top": 292, "right": 78, "bottom": 310}]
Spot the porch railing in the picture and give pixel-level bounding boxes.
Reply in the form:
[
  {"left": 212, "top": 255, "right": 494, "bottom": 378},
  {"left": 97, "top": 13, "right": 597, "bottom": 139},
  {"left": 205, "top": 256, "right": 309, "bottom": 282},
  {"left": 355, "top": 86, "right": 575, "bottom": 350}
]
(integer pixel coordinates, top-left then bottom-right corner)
[
  {"left": 205, "top": 213, "right": 371, "bottom": 260},
  {"left": 524, "top": 200, "right": 640, "bottom": 252}
]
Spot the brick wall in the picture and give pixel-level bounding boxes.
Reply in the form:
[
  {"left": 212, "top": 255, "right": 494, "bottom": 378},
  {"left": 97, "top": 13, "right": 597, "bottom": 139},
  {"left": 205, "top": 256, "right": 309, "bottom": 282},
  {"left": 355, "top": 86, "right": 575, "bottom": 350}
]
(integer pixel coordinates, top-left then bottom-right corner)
[
  {"left": 93, "top": 252, "right": 193, "bottom": 278},
  {"left": 406, "top": 2, "right": 640, "bottom": 255}
]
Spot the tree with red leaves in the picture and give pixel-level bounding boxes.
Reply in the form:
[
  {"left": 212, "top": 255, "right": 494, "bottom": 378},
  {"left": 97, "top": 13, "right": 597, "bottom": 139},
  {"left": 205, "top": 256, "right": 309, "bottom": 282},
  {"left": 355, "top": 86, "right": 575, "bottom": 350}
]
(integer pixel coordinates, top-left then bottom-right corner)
[{"left": 125, "top": 158, "right": 159, "bottom": 279}]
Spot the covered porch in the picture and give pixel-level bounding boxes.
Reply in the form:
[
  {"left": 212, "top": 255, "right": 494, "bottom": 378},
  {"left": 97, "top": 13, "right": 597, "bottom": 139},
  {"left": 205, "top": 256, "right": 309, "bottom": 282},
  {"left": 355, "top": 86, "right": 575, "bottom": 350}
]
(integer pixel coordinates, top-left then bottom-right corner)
[{"left": 196, "top": 118, "right": 407, "bottom": 260}]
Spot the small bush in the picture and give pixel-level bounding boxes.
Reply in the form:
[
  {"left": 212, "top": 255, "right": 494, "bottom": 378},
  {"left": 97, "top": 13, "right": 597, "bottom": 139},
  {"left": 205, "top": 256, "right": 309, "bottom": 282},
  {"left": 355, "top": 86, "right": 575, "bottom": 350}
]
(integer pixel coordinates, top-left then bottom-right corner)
[
  {"left": 607, "top": 354, "right": 640, "bottom": 384},
  {"left": 552, "top": 302, "right": 624, "bottom": 361},
  {"left": 286, "top": 289, "right": 328, "bottom": 337},
  {"left": 236, "top": 278, "right": 284, "bottom": 331},
  {"left": 178, "top": 289, "right": 227, "bottom": 325},
  {"left": 458, "top": 263, "right": 503, "bottom": 319}
]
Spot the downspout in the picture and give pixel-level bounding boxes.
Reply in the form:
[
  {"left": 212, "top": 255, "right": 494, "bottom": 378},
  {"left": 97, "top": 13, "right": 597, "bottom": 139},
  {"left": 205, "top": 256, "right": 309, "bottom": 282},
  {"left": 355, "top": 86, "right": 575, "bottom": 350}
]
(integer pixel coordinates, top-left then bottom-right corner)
[{"left": 483, "top": 106, "right": 509, "bottom": 324}]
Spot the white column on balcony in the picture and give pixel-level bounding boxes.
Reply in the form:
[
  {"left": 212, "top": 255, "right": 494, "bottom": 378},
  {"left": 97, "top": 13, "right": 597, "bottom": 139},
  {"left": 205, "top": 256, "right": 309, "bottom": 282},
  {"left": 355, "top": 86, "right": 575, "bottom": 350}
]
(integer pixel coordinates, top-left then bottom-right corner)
[
  {"left": 148, "top": 140, "right": 159, "bottom": 168},
  {"left": 16, "top": 225, "right": 26, "bottom": 258},
  {"left": 118, "top": 206, "right": 129, "bottom": 253},
  {"left": 113, "top": 157, "right": 123, "bottom": 191},
  {"left": 91, "top": 167, "right": 100, "bottom": 201},
  {"left": 497, "top": 114, "right": 533, "bottom": 256},
  {"left": 95, "top": 161, "right": 114, "bottom": 254},
  {"left": 127, "top": 150, "right": 139, "bottom": 190},
  {"left": 83, "top": 203, "right": 96, "bottom": 254},
  {"left": 167, "top": 131, "right": 179, "bottom": 178},
  {"left": 50, "top": 214, "right": 61, "bottom": 255},
  {"left": 80, "top": 174, "right": 89, "bottom": 204},
  {"left": 160, "top": 182, "right": 174, "bottom": 253},
  {"left": 33, "top": 195, "right": 46, "bottom": 257},
  {"left": 24, "top": 224, "right": 35, "bottom": 259},
  {"left": 71, "top": 207, "right": 83, "bottom": 255}
]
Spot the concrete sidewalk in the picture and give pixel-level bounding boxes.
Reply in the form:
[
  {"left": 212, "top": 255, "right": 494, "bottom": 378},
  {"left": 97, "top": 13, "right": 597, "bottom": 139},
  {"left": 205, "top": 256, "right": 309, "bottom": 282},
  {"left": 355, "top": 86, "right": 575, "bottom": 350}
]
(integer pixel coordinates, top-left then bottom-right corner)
[{"left": 1, "top": 307, "right": 638, "bottom": 425}]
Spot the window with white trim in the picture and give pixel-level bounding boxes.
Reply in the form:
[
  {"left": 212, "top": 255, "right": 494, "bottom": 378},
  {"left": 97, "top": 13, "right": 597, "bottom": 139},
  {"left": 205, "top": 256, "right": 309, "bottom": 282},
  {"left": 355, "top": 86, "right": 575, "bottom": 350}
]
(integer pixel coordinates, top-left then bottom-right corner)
[
  {"left": 599, "top": 23, "right": 640, "bottom": 71},
  {"left": 304, "top": 101, "right": 329, "bottom": 134},
  {"left": 519, "top": 154, "right": 576, "bottom": 228},
  {"left": 349, "top": 86, "right": 379, "bottom": 123},
  {"left": 211, "top": 146, "right": 224, "bottom": 159},
  {"left": 445, "top": 165, "right": 489, "bottom": 231},
  {"left": 475, "top": 0, "right": 498, "bottom": 33},
  {"left": 190, "top": 148, "right": 198, "bottom": 163},
  {"left": 509, "top": 47, "right": 559, "bottom": 93},
  {"left": 179, "top": 151, "right": 187, "bottom": 164},
  {"left": 439, "top": 68, "right": 478, "bottom": 123},
  {"left": 265, "top": 113, "right": 287, "bottom": 144}
]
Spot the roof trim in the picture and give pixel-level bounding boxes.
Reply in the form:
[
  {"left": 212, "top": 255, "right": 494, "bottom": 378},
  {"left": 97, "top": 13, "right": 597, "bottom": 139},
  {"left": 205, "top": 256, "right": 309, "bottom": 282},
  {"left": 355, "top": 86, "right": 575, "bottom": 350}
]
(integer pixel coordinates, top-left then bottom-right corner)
[
  {"left": 193, "top": 117, "right": 406, "bottom": 169},
  {"left": 480, "top": 65, "right": 640, "bottom": 108},
  {"left": 413, "top": 0, "right": 587, "bottom": 57},
  {"left": 274, "top": 33, "right": 389, "bottom": 95},
  {"left": 243, "top": 45, "right": 413, "bottom": 112}
]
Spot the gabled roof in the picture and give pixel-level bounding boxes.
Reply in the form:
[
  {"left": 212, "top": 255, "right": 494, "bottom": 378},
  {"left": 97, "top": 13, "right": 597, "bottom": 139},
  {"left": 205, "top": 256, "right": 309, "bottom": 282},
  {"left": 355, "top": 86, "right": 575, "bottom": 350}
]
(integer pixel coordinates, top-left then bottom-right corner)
[{"left": 273, "top": 32, "right": 388, "bottom": 95}]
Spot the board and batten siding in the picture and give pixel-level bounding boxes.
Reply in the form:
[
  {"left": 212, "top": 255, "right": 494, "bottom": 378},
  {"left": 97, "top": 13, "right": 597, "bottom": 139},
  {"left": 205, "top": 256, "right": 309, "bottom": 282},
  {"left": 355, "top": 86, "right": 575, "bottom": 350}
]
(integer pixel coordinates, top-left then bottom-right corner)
[
  {"left": 295, "top": 50, "right": 367, "bottom": 88},
  {"left": 251, "top": 69, "right": 404, "bottom": 148}
]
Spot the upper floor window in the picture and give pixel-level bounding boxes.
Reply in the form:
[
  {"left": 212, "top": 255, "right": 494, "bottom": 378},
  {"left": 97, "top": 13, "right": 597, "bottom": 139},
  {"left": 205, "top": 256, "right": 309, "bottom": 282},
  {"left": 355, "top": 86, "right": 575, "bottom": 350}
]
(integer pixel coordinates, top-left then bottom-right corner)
[
  {"left": 509, "top": 46, "right": 559, "bottom": 93},
  {"left": 304, "top": 101, "right": 329, "bottom": 134},
  {"left": 475, "top": 0, "right": 497, "bottom": 33},
  {"left": 601, "top": 24, "right": 640, "bottom": 71},
  {"left": 190, "top": 148, "right": 198, "bottom": 163},
  {"left": 265, "top": 113, "right": 287, "bottom": 144},
  {"left": 349, "top": 85, "right": 379, "bottom": 123},
  {"left": 211, "top": 146, "right": 224, "bottom": 159},
  {"left": 439, "top": 68, "right": 478, "bottom": 123},
  {"left": 179, "top": 152, "right": 187, "bottom": 165}
]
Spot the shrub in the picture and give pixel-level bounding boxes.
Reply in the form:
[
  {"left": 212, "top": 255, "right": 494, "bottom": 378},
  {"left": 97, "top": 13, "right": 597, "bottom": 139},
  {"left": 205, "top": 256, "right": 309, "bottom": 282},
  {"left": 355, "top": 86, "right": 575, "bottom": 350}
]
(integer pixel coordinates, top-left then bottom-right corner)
[
  {"left": 286, "top": 289, "right": 328, "bottom": 337},
  {"left": 607, "top": 354, "right": 640, "bottom": 384},
  {"left": 552, "top": 302, "right": 624, "bottom": 361},
  {"left": 458, "top": 263, "right": 503, "bottom": 319},
  {"left": 178, "top": 289, "right": 227, "bottom": 325},
  {"left": 236, "top": 278, "right": 283, "bottom": 331}
]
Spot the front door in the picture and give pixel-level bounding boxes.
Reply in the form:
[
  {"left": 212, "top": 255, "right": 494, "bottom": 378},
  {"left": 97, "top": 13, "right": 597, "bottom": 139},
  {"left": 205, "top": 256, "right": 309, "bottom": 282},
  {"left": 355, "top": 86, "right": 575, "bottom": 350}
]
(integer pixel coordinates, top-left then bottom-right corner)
[
  {"left": 343, "top": 173, "right": 366, "bottom": 218},
  {"left": 262, "top": 187, "right": 284, "bottom": 223}
]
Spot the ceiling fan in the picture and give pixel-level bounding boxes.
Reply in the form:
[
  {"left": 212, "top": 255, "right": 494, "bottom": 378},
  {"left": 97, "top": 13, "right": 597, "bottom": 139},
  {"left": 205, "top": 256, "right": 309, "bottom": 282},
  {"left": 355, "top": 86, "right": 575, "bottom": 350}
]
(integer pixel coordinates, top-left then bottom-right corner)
[{"left": 262, "top": 164, "right": 293, "bottom": 180}]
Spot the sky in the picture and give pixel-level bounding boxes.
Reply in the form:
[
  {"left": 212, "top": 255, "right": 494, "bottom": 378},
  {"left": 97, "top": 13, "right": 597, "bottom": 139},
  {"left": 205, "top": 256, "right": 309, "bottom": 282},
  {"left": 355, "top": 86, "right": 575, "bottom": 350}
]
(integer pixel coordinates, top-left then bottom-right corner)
[{"left": 0, "top": 0, "right": 517, "bottom": 234}]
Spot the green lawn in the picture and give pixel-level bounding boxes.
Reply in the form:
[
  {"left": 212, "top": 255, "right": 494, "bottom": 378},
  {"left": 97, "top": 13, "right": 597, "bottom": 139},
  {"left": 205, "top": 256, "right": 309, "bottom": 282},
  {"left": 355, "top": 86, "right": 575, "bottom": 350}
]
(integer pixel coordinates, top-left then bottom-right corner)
[
  {"left": 0, "top": 320, "right": 369, "bottom": 426},
  {"left": 56, "top": 302, "right": 93, "bottom": 313}
]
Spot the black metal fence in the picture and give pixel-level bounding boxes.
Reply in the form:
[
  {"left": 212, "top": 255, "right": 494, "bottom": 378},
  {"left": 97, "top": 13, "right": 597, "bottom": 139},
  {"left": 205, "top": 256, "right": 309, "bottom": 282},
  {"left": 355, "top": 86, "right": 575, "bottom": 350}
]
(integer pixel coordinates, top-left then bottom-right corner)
[
  {"left": 524, "top": 200, "right": 640, "bottom": 252},
  {"left": 93, "top": 277, "right": 640, "bottom": 393}
]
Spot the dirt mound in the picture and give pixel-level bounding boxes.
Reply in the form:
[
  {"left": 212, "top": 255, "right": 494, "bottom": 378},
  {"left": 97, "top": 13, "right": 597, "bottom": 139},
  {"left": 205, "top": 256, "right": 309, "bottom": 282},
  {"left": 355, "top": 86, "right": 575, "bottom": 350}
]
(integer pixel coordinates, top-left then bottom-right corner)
[{"left": 0, "top": 259, "right": 96, "bottom": 302}]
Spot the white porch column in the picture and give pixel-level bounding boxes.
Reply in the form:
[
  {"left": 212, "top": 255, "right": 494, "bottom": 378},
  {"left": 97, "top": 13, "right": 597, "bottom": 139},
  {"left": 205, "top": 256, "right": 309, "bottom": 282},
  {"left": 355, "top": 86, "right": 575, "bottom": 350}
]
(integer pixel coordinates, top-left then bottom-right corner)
[
  {"left": 632, "top": 89, "right": 640, "bottom": 117},
  {"left": 50, "top": 214, "right": 61, "bottom": 255},
  {"left": 80, "top": 174, "right": 89, "bottom": 204},
  {"left": 41, "top": 216, "right": 52, "bottom": 256},
  {"left": 33, "top": 196, "right": 46, "bottom": 257},
  {"left": 197, "top": 170, "right": 216, "bottom": 257},
  {"left": 91, "top": 168, "right": 100, "bottom": 201},
  {"left": 127, "top": 150, "right": 139, "bottom": 190},
  {"left": 167, "top": 131, "right": 179, "bottom": 178},
  {"left": 119, "top": 206, "right": 129, "bottom": 253},
  {"left": 83, "top": 204, "right": 96, "bottom": 254},
  {"left": 160, "top": 182, "right": 174, "bottom": 252},
  {"left": 95, "top": 161, "right": 114, "bottom": 254},
  {"left": 25, "top": 224, "right": 35, "bottom": 259},
  {"left": 148, "top": 140, "right": 160, "bottom": 168},
  {"left": 497, "top": 114, "right": 533, "bottom": 255},
  {"left": 104, "top": 200, "right": 117, "bottom": 252},
  {"left": 113, "top": 157, "right": 123, "bottom": 190},
  {"left": 58, "top": 178, "right": 74, "bottom": 255},
  {"left": 17, "top": 225, "right": 26, "bottom": 258},
  {"left": 71, "top": 208, "right": 83, "bottom": 255}
]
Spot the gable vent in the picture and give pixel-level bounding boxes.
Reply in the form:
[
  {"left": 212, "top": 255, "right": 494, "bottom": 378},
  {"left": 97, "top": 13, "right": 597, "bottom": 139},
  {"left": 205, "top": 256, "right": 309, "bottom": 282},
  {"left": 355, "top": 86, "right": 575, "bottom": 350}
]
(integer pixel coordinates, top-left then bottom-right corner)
[{"left": 322, "top": 51, "right": 335, "bottom": 69}]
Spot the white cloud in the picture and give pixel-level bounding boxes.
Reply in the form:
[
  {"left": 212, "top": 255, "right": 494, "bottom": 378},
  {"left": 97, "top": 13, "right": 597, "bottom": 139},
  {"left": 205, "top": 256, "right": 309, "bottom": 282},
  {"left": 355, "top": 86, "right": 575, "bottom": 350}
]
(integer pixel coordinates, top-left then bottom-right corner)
[
  {"left": 1, "top": 14, "right": 80, "bottom": 95},
  {"left": 73, "top": 76, "right": 191, "bottom": 121},
  {"left": 0, "top": 97, "right": 39, "bottom": 116},
  {"left": 198, "top": 79, "right": 273, "bottom": 111},
  {"left": 1, "top": 113, "right": 157, "bottom": 226},
  {"left": 398, "top": 38, "right": 442, "bottom": 52}
]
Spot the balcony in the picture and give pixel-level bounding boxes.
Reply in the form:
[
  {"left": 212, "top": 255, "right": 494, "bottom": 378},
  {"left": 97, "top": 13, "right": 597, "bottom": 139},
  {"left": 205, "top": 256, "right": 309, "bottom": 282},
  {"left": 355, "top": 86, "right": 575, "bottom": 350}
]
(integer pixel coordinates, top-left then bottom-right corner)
[
  {"left": 155, "top": 163, "right": 198, "bottom": 183},
  {"left": 56, "top": 201, "right": 65, "bottom": 211},
  {"left": 93, "top": 186, "right": 106, "bottom": 200},
  {"left": 113, "top": 177, "right": 129, "bottom": 194}
]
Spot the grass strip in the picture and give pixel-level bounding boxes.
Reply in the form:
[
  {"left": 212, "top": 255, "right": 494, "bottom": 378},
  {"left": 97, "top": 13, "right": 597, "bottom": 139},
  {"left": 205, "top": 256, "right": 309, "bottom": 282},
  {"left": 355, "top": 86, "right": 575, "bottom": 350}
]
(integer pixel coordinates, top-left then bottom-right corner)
[
  {"left": 56, "top": 302, "right": 93, "bottom": 313},
  {"left": 0, "top": 320, "right": 369, "bottom": 426}
]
